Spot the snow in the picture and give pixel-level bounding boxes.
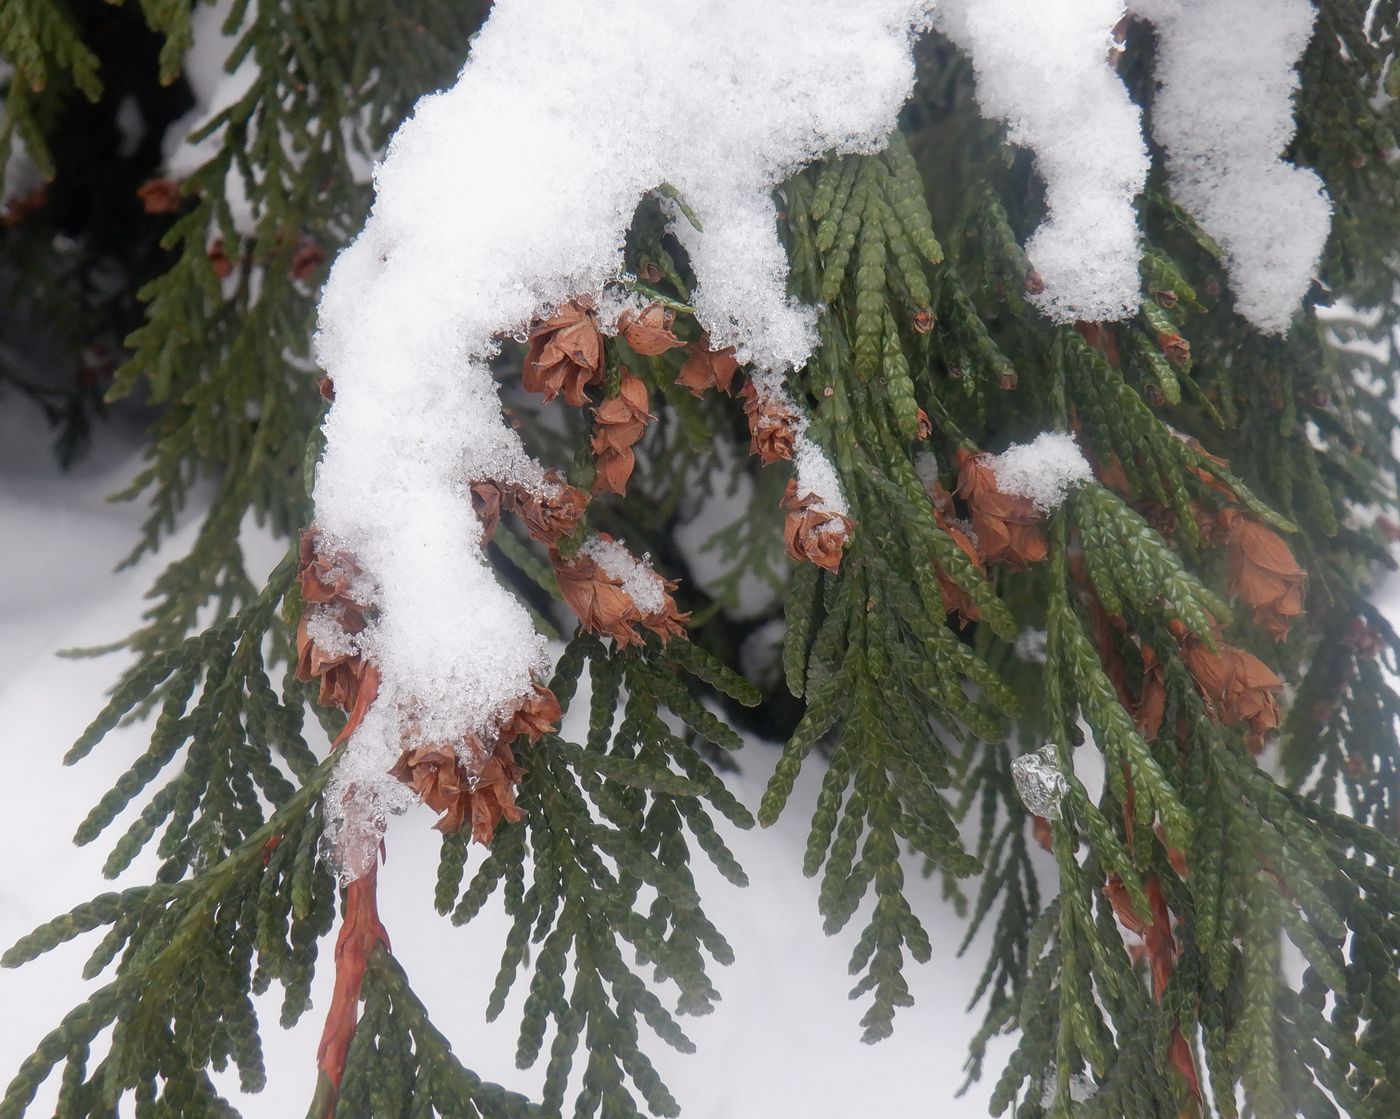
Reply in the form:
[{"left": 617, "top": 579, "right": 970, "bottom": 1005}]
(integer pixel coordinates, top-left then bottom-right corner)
[
  {"left": 161, "top": 0, "right": 260, "bottom": 234},
  {"left": 581, "top": 536, "right": 667, "bottom": 615},
  {"left": 1014, "top": 629, "right": 1049, "bottom": 664},
  {"left": 1131, "top": 0, "right": 1331, "bottom": 333},
  {"left": 988, "top": 431, "right": 1093, "bottom": 511},
  {"left": 303, "top": 608, "right": 358, "bottom": 659},
  {"left": 0, "top": 401, "right": 1015, "bottom": 1119},
  {"left": 313, "top": 1, "right": 930, "bottom": 860},
  {"left": 936, "top": 1, "right": 1150, "bottom": 323},
  {"left": 937, "top": 1, "right": 1331, "bottom": 331}
]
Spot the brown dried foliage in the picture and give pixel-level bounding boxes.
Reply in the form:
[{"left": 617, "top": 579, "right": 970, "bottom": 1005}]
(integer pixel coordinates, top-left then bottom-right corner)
[
  {"left": 523, "top": 297, "right": 604, "bottom": 406},
  {"left": 954, "top": 448, "right": 1047, "bottom": 568},
  {"left": 591, "top": 370, "right": 653, "bottom": 494},
  {"left": 782, "top": 480, "right": 852, "bottom": 573}
]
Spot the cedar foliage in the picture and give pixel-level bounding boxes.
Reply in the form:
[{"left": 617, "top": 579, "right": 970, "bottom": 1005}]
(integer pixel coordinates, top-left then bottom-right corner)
[{"left": 3, "top": 3, "right": 1400, "bottom": 1118}]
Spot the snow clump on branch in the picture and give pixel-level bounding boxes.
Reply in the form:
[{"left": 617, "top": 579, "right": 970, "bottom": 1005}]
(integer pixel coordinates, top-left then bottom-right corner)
[
  {"left": 311, "top": 0, "right": 937, "bottom": 878},
  {"left": 1129, "top": 0, "right": 1330, "bottom": 333}
]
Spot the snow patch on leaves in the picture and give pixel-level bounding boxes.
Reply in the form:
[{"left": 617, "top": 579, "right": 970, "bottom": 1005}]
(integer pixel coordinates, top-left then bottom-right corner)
[
  {"left": 311, "top": 0, "right": 933, "bottom": 872},
  {"left": 935, "top": 0, "right": 1150, "bottom": 323},
  {"left": 988, "top": 431, "right": 1093, "bottom": 511},
  {"left": 1130, "top": 0, "right": 1330, "bottom": 334}
]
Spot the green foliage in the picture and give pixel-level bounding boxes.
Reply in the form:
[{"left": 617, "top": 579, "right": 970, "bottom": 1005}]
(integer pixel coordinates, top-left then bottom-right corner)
[
  {"left": 438, "top": 634, "right": 755, "bottom": 1118},
  {"left": 4, "top": 3, "right": 1400, "bottom": 1118}
]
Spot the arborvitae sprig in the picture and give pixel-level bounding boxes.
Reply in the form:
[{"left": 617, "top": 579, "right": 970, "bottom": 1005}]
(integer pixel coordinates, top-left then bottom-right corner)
[
  {"left": 61, "top": 546, "right": 318, "bottom": 878},
  {"left": 7, "top": 6, "right": 1400, "bottom": 1117},
  {"left": 954, "top": 732, "right": 1041, "bottom": 1092},
  {"left": 331, "top": 950, "right": 539, "bottom": 1119},
  {"left": 0, "top": 759, "right": 339, "bottom": 1118},
  {"left": 437, "top": 633, "right": 756, "bottom": 1119}
]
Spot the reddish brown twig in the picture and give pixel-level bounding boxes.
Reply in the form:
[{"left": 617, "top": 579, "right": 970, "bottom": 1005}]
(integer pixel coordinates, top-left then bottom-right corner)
[{"left": 313, "top": 859, "right": 391, "bottom": 1118}]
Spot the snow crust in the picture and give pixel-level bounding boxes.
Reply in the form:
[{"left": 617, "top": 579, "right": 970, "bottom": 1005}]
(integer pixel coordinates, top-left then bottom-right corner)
[
  {"left": 1132, "top": 0, "right": 1330, "bottom": 333},
  {"left": 988, "top": 432, "right": 1093, "bottom": 511},
  {"left": 312, "top": 0, "right": 933, "bottom": 869},
  {"left": 936, "top": 2, "right": 1150, "bottom": 323}
]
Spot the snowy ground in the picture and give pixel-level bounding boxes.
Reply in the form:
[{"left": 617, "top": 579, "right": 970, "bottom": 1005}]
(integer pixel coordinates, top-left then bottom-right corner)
[{"left": 0, "top": 397, "right": 1017, "bottom": 1116}]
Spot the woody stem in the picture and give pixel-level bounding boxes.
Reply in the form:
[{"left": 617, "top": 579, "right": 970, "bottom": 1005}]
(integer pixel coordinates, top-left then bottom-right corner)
[{"left": 312, "top": 859, "right": 391, "bottom": 1118}]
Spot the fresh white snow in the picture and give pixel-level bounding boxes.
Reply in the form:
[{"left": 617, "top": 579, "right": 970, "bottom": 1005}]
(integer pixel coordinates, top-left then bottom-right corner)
[
  {"left": 936, "top": 1, "right": 1151, "bottom": 323},
  {"left": 1131, "top": 0, "right": 1331, "bottom": 333},
  {"left": 311, "top": 0, "right": 933, "bottom": 873},
  {"left": 988, "top": 431, "right": 1094, "bottom": 511}
]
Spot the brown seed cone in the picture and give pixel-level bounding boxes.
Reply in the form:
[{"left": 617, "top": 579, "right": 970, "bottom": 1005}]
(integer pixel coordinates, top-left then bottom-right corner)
[
  {"left": 552, "top": 548, "right": 647, "bottom": 649},
  {"left": 954, "top": 448, "right": 1047, "bottom": 569},
  {"left": 137, "top": 178, "right": 183, "bottom": 214},
  {"left": 1157, "top": 331, "right": 1191, "bottom": 367},
  {"left": 499, "top": 683, "right": 563, "bottom": 744},
  {"left": 389, "top": 737, "right": 526, "bottom": 843},
  {"left": 295, "top": 613, "right": 369, "bottom": 710},
  {"left": 1177, "top": 628, "right": 1284, "bottom": 751},
  {"left": 552, "top": 539, "right": 688, "bottom": 647},
  {"left": 617, "top": 302, "right": 683, "bottom": 356},
  {"left": 640, "top": 593, "right": 690, "bottom": 645},
  {"left": 933, "top": 515, "right": 983, "bottom": 628},
  {"left": 591, "top": 371, "right": 653, "bottom": 495},
  {"left": 470, "top": 481, "right": 506, "bottom": 546},
  {"left": 1219, "top": 508, "right": 1306, "bottom": 641},
  {"left": 511, "top": 473, "right": 589, "bottom": 546},
  {"left": 675, "top": 337, "right": 740, "bottom": 397},
  {"left": 292, "top": 238, "right": 326, "bottom": 280},
  {"left": 738, "top": 381, "right": 799, "bottom": 465},
  {"left": 295, "top": 530, "right": 376, "bottom": 713},
  {"left": 782, "top": 480, "right": 853, "bottom": 573},
  {"left": 208, "top": 238, "right": 233, "bottom": 280},
  {"left": 523, "top": 297, "right": 604, "bottom": 406}
]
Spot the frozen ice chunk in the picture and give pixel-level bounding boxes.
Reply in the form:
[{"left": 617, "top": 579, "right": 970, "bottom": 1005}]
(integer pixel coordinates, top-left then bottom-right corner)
[{"left": 1011, "top": 744, "right": 1070, "bottom": 820}]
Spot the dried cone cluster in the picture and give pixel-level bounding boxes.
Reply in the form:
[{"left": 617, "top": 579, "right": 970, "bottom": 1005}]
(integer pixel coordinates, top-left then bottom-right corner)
[
  {"left": 738, "top": 381, "right": 800, "bottom": 465},
  {"left": 137, "top": 177, "right": 183, "bottom": 214},
  {"left": 617, "top": 302, "right": 684, "bottom": 356},
  {"left": 1174, "top": 621, "right": 1284, "bottom": 752},
  {"left": 591, "top": 370, "right": 653, "bottom": 494},
  {"left": 388, "top": 683, "right": 561, "bottom": 844},
  {"left": 954, "top": 448, "right": 1047, "bottom": 568},
  {"left": 468, "top": 472, "right": 589, "bottom": 550},
  {"left": 1086, "top": 441, "right": 1301, "bottom": 750},
  {"left": 781, "top": 481, "right": 853, "bottom": 574},
  {"left": 295, "top": 530, "right": 377, "bottom": 720},
  {"left": 935, "top": 513, "right": 985, "bottom": 628},
  {"left": 296, "top": 510, "right": 571, "bottom": 845},
  {"left": 552, "top": 535, "right": 689, "bottom": 649},
  {"left": 1219, "top": 508, "right": 1306, "bottom": 641},
  {"left": 675, "top": 335, "right": 740, "bottom": 397},
  {"left": 523, "top": 297, "right": 605, "bottom": 406}
]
